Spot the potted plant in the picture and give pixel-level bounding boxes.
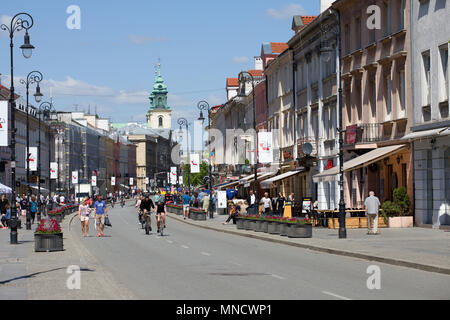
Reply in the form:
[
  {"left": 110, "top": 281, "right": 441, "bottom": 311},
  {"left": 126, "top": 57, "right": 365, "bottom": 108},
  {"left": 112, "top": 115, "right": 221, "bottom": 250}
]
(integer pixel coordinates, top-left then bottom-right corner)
[
  {"left": 266, "top": 216, "right": 281, "bottom": 234},
  {"left": 48, "top": 207, "right": 64, "bottom": 223},
  {"left": 190, "top": 208, "right": 207, "bottom": 221},
  {"left": 236, "top": 215, "right": 245, "bottom": 229},
  {"left": 381, "top": 187, "right": 413, "bottom": 228},
  {"left": 279, "top": 217, "right": 290, "bottom": 236},
  {"left": 35, "top": 219, "right": 63, "bottom": 252},
  {"left": 285, "top": 218, "right": 313, "bottom": 238}
]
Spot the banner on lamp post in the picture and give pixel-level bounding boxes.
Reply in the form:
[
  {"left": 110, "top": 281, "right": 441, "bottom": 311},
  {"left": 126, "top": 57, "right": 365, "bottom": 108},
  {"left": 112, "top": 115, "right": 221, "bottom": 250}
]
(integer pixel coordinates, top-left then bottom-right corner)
[
  {"left": 72, "top": 171, "right": 78, "bottom": 184},
  {"left": 129, "top": 177, "right": 133, "bottom": 185},
  {"left": 258, "top": 132, "right": 273, "bottom": 164},
  {"left": 0, "top": 101, "right": 8, "bottom": 147},
  {"left": 50, "top": 162, "right": 58, "bottom": 179},
  {"left": 145, "top": 177, "right": 149, "bottom": 185},
  {"left": 91, "top": 175, "right": 97, "bottom": 186},
  {"left": 179, "top": 176, "right": 183, "bottom": 186},
  {"left": 111, "top": 177, "right": 116, "bottom": 186},
  {"left": 190, "top": 153, "right": 200, "bottom": 173},
  {"left": 170, "top": 167, "right": 177, "bottom": 185},
  {"left": 25, "top": 147, "right": 38, "bottom": 171}
]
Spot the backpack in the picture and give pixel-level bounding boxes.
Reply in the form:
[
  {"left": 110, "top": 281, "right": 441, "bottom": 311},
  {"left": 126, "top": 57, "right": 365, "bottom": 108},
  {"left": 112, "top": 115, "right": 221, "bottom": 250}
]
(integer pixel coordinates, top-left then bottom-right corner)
[{"left": 30, "top": 202, "right": 37, "bottom": 213}]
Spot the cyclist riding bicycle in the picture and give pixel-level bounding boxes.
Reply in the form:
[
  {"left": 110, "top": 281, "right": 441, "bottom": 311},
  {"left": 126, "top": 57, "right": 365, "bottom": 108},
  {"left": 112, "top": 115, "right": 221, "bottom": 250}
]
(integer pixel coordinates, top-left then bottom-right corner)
[
  {"left": 140, "top": 195, "right": 154, "bottom": 231},
  {"left": 155, "top": 198, "right": 167, "bottom": 233}
]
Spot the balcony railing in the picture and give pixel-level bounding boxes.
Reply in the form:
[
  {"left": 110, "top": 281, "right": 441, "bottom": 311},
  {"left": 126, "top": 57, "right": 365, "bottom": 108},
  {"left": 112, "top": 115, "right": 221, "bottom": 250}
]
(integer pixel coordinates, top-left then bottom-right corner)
[{"left": 344, "top": 123, "right": 383, "bottom": 146}]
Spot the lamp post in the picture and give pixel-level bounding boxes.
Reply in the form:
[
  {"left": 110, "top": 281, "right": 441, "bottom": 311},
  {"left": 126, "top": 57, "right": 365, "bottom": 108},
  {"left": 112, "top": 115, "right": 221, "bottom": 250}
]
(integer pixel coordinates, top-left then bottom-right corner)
[
  {"left": 37, "top": 101, "right": 55, "bottom": 220},
  {"left": 20, "top": 71, "right": 43, "bottom": 229},
  {"left": 197, "top": 100, "right": 213, "bottom": 218},
  {"left": 1, "top": 12, "right": 35, "bottom": 244},
  {"left": 320, "top": 8, "right": 346, "bottom": 239},
  {"left": 177, "top": 118, "right": 190, "bottom": 194},
  {"left": 238, "top": 71, "right": 258, "bottom": 201}
]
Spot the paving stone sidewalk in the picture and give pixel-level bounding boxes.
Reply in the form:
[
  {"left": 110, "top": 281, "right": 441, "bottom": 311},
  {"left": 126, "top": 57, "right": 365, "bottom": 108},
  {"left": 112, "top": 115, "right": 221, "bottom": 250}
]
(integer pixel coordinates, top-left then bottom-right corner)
[
  {"left": 168, "top": 213, "right": 450, "bottom": 275},
  {"left": 0, "top": 214, "right": 136, "bottom": 300}
]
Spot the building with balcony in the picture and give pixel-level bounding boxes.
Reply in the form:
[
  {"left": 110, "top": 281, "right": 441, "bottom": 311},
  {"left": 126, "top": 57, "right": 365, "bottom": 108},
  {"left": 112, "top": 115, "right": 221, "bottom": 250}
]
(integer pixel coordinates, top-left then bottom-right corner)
[
  {"left": 405, "top": 0, "right": 450, "bottom": 228},
  {"left": 315, "top": 0, "right": 414, "bottom": 210}
]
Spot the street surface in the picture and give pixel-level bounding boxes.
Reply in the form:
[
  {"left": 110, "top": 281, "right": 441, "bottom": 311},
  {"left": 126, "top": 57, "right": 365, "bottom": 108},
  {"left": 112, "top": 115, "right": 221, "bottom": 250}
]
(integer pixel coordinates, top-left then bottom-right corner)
[{"left": 65, "top": 201, "right": 450, "bottom": 300}]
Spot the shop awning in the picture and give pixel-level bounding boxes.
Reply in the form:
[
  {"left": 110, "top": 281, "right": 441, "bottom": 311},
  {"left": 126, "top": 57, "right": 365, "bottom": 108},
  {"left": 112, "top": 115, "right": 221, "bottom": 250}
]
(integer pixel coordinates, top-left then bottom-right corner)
[
  {"left": 239, "top": 172, "right": 276, "bottom": 185},
  {"left": 260, "top": 169, "right": 305, "bottom": 189},
  {"left": 313, "top": 145, "right": 406, "bottom": 183},
  {"left": 215, "top": 180, "right": 239, "bottom": 190},
  {"left": 401, "top": 127, "right": 450, "bottom": 140}
]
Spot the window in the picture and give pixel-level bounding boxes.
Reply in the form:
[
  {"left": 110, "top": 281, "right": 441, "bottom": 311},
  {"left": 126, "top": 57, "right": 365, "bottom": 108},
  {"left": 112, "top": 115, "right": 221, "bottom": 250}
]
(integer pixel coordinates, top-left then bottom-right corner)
[
  {"left": 439, "top": 45, "right": 449, "bottom": 102},
  {"left": 158, "top": 116, "right": 163, "bottom": 127},
  {"left": 400, "top": 0, "right": 405, "bottom": 30},
  {"left": 399, "top": 68, "right": 406, "bottom": 111},
  {"left": 384, "top": 0, "right": 391, "bottom": 36},
  {"left": 355, "top": 17, "right": 362, "bottom": 50},
  {"left": 370, "top": 73, "right": 377, "bottom": 119},
  {"left": 422, "top": 51, "right": 431, "bottom": 106},
  {"left": 345, "top": 24, "right": 350, "bottom": 54},
  {"left": 385, "top": 75, "right": 392, "bottom": 117},
  {"left": 356, "top": 78, "right": 362, "bottom": 121}
]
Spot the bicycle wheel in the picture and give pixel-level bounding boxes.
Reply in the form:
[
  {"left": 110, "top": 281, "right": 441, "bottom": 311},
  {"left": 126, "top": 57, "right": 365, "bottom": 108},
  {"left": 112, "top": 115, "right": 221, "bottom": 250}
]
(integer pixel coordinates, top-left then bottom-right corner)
[{"left": 145, "top": 216, "right": 150, "bottom": 235}]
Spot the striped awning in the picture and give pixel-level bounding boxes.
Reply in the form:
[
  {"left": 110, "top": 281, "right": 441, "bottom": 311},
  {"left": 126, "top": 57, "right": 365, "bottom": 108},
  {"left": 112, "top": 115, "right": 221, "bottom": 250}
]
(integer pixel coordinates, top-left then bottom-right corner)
[
  {"left": 313, "top": 145, "right": 406, "bottom": 183},
  {"left": 260, "top": 169, "right": 305, "bottom": 189}
]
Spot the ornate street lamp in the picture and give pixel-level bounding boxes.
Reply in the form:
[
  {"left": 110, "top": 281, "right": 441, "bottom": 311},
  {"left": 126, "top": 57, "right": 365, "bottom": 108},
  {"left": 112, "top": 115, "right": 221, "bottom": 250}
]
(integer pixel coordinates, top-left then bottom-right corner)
[
  {"left": 177, "top": 118, "right": 190, "bottom": 194},
  {"left": 238, "top": 71, "right": 258, "bottom": 202},
  {"left": 197, "top": 100, "right": 213, "bottom": 218},
  {"left": 37, "top": 101, "right": 56, "bottom": 220},
  {"left": 1, "top": 12, "right": 35, "bottom": 244},
  {"left": 320, "top": 8, "right": 346, "bottom": 239}
]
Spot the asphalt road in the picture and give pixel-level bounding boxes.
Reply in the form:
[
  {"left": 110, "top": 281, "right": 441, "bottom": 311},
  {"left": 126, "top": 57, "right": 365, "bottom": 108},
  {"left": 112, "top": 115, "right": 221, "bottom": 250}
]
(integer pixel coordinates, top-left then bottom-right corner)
[{"left": 69, "top": 201, "right": 450, "bottom": 300}]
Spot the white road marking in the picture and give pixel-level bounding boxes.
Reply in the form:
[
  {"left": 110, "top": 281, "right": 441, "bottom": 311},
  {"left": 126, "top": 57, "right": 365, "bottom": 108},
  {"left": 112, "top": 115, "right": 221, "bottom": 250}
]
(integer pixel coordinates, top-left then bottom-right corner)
[
  {"left": 181, "top": 245, "right": 189, "bottom": 249},
  {"left": 166, "top": 240, "right": 173, "bottom": 244},
  {"left": 271, "top": 274, "right": 285, "bottom": 280},
  {"left": 229, "top": 261, "right": 242, "bottom": 266},
  {"left": 322, "top": 291, "right": 352, "bottom": 300},
  {"left": 201, "top": 252, "right": 211, "bottom": 256}
]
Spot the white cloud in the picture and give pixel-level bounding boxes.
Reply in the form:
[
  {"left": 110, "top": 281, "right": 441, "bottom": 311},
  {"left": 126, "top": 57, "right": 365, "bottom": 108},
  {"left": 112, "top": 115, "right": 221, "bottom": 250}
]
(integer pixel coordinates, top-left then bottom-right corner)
[
  {"left": 266, "top": 3, "right": 308, "bottom": 20},
  {"left": 114, "top": 90, "right": 149, "bottom": 104},
  {"left": 41, "top": 77, "right": 115, "bottom": 97},
  {"left": 0, "top": 15, "right": 12, "bottom": 37},
  {"left": 128, "top": 34, "right": 168, "bottom": 45},
  {"left": 232, "top": 56, "right": 250, "bottom": 64}
]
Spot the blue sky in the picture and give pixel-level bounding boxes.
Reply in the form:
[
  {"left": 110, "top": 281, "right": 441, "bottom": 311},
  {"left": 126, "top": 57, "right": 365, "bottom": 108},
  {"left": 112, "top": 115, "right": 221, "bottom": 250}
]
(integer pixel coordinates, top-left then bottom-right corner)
[{"left": 1, "top": 0, "right": 319, "bottom": 128}]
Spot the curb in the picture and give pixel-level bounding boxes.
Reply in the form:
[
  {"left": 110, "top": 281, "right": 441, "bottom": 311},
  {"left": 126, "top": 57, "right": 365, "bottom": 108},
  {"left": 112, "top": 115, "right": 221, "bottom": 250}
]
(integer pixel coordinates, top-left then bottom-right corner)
[{"left": 167, "top": 213, "right": 450, "bottom": 276}]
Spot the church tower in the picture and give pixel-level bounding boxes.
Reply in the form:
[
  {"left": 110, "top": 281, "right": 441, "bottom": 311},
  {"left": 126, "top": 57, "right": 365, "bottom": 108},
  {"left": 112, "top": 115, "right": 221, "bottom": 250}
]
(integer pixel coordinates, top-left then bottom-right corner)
[{"left": 147, "top": 64, "right": 172, "bottom": 129}]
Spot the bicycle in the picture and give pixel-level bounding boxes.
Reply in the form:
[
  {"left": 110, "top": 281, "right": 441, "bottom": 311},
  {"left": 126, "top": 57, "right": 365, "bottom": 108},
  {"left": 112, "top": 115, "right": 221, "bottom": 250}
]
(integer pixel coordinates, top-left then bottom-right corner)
[{"left": 144, "top": 210, "right": 152, "bottom": 235}]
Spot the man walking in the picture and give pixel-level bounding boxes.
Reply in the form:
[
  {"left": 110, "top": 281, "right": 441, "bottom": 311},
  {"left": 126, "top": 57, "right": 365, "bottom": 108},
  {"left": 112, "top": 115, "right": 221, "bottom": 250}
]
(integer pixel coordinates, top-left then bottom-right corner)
[
  {"left": 246, "top": 190, "right": 257, "bottom": 215},
  {"left": 182, "top": 192, "right": 191, "bottom": 220},
  {"left": 260, "top": 192, "right": 272, "bottom": 216},
  {"left": 365, "top": 191, "right": 381, "bottom": 235},
  {"left": 93, "top": 195, "right": 108, "bottom": 237}
]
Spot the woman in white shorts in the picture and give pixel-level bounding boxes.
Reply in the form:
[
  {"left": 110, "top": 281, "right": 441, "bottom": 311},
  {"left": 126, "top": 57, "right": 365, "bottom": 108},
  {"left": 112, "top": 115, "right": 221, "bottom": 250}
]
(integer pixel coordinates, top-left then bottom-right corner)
[{"left": 78, "top": 198, "right": 92, "bottom": 237}]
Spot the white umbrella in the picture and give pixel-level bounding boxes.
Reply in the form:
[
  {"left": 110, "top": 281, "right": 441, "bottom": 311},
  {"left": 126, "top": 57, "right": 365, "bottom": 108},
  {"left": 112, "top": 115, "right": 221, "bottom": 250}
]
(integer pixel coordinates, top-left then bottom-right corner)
[{"left": 0, "top": 183, "right": 12, "bottom": 194}]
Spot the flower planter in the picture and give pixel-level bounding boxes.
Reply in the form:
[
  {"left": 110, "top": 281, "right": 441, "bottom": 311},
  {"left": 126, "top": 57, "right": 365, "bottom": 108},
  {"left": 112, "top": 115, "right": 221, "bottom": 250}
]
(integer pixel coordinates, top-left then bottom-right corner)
[
  {"left": 47, "top": 214, "right": 63, "bottom": 223},
  {"left": 190, "top": 211, "right": 197, "bottom": 220},
  {"left": 279, "top": 222, "right": 289, "bottom": 236},
  {"left": 254, "top": 220, "right": 264, "bottom": 232},
  {"left": 249, "top": 220, "right": 257, "bottom": 231},
  {"left": 196, "top": 211, "right": 207, "bottom": 221},
  {"left": 243, "top": 219, "right": 252, "bottom": 230},
  {"left": 287, "top": 224, "right": 312, "bottom": 238},
  {"left": 236, "top": 218, "right": 245, "bottom": 230},
  {"left": 388, "top": 216, "right": 413, "bottom": 228},
  {"left": 328, "top": 217, "right": 388, "bottom": 229},
  {"left": 267, "top": 221, "right": 280, "bottom": 234},
  {"left": 261, "top": 221, "right": 269, "bottom": 233},
  {"left": 35, "top": 233, "right": 64, "bottom": 252}
]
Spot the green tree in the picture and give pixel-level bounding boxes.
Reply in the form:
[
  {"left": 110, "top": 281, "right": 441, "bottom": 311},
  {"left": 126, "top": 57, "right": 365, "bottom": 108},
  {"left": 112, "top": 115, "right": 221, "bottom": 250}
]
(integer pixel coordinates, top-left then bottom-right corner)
[{"left": 182, "top": 162, "right": 209, "bottom": 188}]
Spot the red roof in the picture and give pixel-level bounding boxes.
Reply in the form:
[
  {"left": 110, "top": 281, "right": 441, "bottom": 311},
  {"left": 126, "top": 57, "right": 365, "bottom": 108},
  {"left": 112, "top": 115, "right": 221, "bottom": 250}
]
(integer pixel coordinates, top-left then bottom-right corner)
[
  {"left": 301, "top": 16, "right": 317, "bottom": 25},
  {"left": 270, "top": 42, "right": 289, "bottom": 54},
  {"left": 248, "top": 70, "right": 264, "bottom": 77},
  {"left": 226, "top": 78, "right": 239, "bottom": 87}
]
